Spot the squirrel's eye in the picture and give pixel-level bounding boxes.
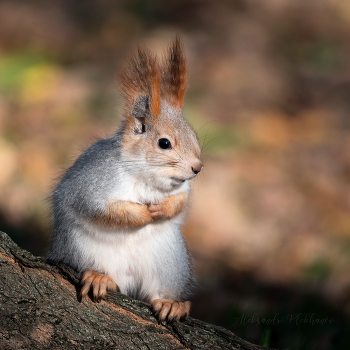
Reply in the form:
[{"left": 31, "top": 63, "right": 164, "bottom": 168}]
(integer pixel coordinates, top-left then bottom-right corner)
[{"left": 158, "top": 138, "right": 172, "bottom": 150}]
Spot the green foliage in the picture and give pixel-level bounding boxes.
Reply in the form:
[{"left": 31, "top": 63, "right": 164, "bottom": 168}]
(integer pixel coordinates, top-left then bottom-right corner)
[
  {"left": 0, "top": 54, "right": 45, "bottom": 93},
  {"left": 303, "top": 259, "right": 331, "bottom": 282},
  {"left": 259, "top": 328, "right": 271, "bottom": 347}
]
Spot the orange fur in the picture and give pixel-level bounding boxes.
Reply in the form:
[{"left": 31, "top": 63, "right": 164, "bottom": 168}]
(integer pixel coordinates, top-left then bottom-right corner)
[
  {"left": 92, "top": 201, "right": 153, "bottom": 228},
  {"left": 92, "top": 193, "right": 186, "bottom": 227},
  {"left": 161, "top": 36, "right": 187, "bottom": 109},
  {"left": 148, "top": 192, "right": 188, "bottom": 220}
]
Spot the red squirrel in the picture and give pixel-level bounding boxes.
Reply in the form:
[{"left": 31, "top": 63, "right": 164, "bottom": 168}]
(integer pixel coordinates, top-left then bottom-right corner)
[{"left": 47, "top": 37, "right": 202, "bottom": 321}]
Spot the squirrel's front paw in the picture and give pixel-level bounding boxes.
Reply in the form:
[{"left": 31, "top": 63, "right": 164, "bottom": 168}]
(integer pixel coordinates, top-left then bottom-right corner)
[
  {"left": 79, "top": 268, "right": 118, "bottom": 302},
  {"left": 151, "top": 299, "right": 191, "bottom": 322},
  {"left": 148, "top": 193, "right": 187, "bottom": 220},
  {"left": 126, "top": 204, "right": 153, "bottom": 226},
  {"left": 148, "top": 201, "right": 176, "bottom": 220},
  {"left": 148, "top": 204, "right": 165, "bottom": 219}
]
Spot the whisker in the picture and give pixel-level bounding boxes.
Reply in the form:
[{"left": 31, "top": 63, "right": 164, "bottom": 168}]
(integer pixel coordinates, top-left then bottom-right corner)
[
  {"left": 198, "top": 120, "right": 221, "bottom": 131},
  {"left": 200, "top": 129, "right": 209, "bottom": 151},
  {"left": 201, "top": 137, "right": 219, "bottom": 153}
]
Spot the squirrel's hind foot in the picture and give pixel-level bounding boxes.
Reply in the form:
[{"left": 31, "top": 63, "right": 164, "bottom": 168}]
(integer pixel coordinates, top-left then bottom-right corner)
[
  {"left": 151, "top": 299, "right": 191, "bottom": 322},
  {"left": 79, "top": 268, "right": 118, "bottom": 302}
]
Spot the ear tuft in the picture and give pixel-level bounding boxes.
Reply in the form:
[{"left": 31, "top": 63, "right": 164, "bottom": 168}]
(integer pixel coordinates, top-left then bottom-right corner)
[
  {"left": 161, "top": 36, "right": 187, "bottom": 109},
  {"left": 120, "top": 46, "right": 160, "bottom": 120}
]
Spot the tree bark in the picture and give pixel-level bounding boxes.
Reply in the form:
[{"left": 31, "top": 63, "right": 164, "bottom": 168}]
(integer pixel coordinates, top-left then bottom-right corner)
[{"left": 0, "top": 231, "right": 276, "bottom": 349}]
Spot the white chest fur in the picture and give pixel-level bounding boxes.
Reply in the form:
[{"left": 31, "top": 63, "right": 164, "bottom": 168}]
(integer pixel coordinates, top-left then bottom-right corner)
[
  {"left": 77, "top": 214, "right": 184, "bottom": 300},
  {"left": 76, "top": 172, "right": 189, "bottom": 300}
]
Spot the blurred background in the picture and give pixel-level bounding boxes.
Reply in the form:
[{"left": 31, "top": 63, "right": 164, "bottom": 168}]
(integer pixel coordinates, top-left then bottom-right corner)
[{"left": 1, "top": 0, "right": 350, "bottom": 348}]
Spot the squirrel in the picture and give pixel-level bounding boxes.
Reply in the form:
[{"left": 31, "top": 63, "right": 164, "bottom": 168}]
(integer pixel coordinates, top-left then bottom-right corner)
[{"left": 46, "top": 37, "right": 202, "bottom": 322}]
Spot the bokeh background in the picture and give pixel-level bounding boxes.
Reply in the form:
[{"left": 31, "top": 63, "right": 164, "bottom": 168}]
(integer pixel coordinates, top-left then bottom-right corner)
[{"left": 1, "top": 0, "right": 350, "bottom": 348}]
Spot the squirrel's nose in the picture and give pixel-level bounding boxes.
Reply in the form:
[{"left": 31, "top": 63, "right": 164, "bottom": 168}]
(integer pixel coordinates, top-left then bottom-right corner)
[{"left": 191, "top": 161, "right": 203, "bottom": 175}]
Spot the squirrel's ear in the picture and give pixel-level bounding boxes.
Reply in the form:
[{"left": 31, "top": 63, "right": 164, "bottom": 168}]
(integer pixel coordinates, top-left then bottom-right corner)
[
  {"left": 120, "top": 46, "right": 160, "bottom": 130},
  {"left": 161, "top": 36, "right": 187, "bottom": 109},
  {"left": 131, "top": 95, "right": 149, "bottom": 134}
]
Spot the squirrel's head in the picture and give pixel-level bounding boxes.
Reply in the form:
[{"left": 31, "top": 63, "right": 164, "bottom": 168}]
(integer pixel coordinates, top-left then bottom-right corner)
[{"left": 119, "top": 36, "right": 202, "bottom": 191}]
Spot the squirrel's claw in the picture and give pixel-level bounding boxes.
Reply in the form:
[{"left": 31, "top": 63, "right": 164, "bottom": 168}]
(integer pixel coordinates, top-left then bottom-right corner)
[
  {"left": 151, "top": 299, "right": 191, "bottom": 322},
  {"left": 79, "top": 268, "right": 118, "bottom": 302}
]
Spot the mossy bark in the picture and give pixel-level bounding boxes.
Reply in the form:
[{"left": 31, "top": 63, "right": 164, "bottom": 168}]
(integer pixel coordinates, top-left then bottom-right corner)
[{"left": 0, "top": 231, "right": 276, "bottom": 349}]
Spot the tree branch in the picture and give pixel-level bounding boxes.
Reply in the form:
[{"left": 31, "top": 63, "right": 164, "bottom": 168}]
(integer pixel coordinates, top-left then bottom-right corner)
[{"left": 0, "top": 231, "right": 276, "bottom": 349}]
